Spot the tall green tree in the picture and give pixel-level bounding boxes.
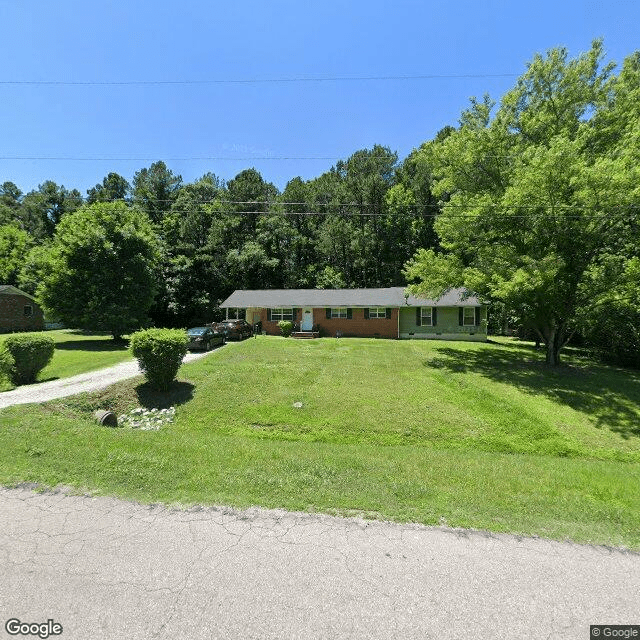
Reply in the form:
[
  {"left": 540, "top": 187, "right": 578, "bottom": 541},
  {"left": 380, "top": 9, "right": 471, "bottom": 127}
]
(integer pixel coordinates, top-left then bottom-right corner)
[
  {"left": 0, "top": 182, "right": 23, "bottom": 227},
  {"left": 226, "top": 240, "right": 279, "bottom": 290},
  {"left": 305, "top": 167, "right": 347, "bottom": 284},
  {"left": 342, "top": 145, "right": 398, "bottom": 286},
  {"left": 209, "top": 169, "right": 281, "bottom": 291},
  {"left": 316, "top": 214, "right": 357, "bottom": 286},
  {"left": 306, "top": 147, "right": 401, "bottom": 287},
  {"left": 394, "top": 139, "right": 446, "bottom": 254},
  {"left": 278, "top": 177, "right": 319, "bottom": 287},
  {"left": 18, "top": 243, "right": 51, "bottom": 296},
  {"left": 37, "top": 202, "right": 160, "bottom": 339},
  {"left": 163, "top": 173, "right": 223, "bottom": 249},
  {"left": 404, "top": 40, "right": 639, "bottom": 365},
  {"left": 132, "top": 161, "right": 182, "bottom": 225},
  {"left": 0, "top": 224, "right": 33, "bottom": 285},
  {"left": 151, "top": 174, "right": 226, "bottom": 327},
  {"left": 224, "top": 168, "right": 278, "bottom": 238},
  {"left": 21, "top": 181, "right": 82, "bottom": 239},
  {"left": 253, "top": 211, "right": 305, "bottom": 288},
  {"left": 86, "top": 172, "right": 130, "bottom": 204}
]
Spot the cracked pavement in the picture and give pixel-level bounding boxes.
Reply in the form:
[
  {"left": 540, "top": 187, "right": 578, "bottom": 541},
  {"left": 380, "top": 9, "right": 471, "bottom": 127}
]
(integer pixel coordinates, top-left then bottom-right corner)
[{"left": 0, "top": 486, "right": 638, "bottom": 639}]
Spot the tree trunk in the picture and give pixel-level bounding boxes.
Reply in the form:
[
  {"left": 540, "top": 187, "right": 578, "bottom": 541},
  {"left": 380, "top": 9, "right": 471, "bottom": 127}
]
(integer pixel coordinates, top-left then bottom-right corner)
[
  {"left": 533, "top": 328, "right": 543, "bottom": 350},
  {"left": 543, "top": 325, "right": 562, "bottom": 366}
]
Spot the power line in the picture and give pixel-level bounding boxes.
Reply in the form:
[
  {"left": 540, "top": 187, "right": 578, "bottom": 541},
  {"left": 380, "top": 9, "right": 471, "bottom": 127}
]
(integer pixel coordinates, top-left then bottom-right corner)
[
  {"left": 0, "top": 149, "right": 630, "bottom": 161},
  {"left": 3, "top": 203, "right": 633, "bottom": 219},
  {"left": 0, "top": 73, "right": 518, "bottom": 86},
  {"left": 221, "top": 209, "right": 635, "bottom": 219},
  {"left": 19, "top": 194, "right": 638, "bottom": 214},
  {"left": 0, "top": 156, "right": 338, "bottom": 161},
  {"left": 23, "top": 204, "right": 631, "bottom": 218}
]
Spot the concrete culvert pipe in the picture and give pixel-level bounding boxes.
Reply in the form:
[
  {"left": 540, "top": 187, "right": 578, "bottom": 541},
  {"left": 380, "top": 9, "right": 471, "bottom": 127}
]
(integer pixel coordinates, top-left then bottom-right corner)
[{"left": 94, "top": 410, "right": 118, "bottom": 427}]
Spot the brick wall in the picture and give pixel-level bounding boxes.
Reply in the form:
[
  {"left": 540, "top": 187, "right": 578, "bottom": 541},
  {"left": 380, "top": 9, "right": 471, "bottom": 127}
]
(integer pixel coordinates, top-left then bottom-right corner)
[
  {"left": 258, "top": 307, "right": 398, "bottom": 338},
  {"left": 0, "top": 294, "right": 45, "bottom": 332},
  {"left": 257, "top": 308, "right": 294, "bottom": 335}
]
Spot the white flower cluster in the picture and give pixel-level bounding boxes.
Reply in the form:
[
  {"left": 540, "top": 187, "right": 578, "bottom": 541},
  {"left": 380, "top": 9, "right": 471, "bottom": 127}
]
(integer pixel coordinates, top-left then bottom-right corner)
[{"left": 118, "top": 406, "right": 176, "bottom": 431}]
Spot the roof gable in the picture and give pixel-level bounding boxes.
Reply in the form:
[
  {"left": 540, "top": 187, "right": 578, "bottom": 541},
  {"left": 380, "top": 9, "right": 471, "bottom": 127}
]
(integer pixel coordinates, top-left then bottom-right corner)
[{"left": 0, "top": 285, "right": 37, "bottom": 302}]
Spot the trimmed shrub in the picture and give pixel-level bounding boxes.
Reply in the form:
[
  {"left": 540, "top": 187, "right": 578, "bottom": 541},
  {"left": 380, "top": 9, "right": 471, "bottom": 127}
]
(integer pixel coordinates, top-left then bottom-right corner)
[
  {"left": 278, "top": 320, "right": 293, "bottom": 337},
  {"left": 0, "top": 342, "right": 15, "bottom": 382},
  {"left": 3, "top": 334, "right": 55, "bottom": 385},
  {"left": 130, "top": 328, "right": 189, "bottom": 391}
]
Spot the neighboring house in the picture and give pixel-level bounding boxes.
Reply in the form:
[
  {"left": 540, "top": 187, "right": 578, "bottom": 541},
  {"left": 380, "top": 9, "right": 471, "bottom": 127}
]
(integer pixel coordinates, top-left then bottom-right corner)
[
  {"left": 220, "top": 287, "right": 487, "bottom": 341},
  {"left": 0, "top": 285, "right": 45, "bottom": 333}
]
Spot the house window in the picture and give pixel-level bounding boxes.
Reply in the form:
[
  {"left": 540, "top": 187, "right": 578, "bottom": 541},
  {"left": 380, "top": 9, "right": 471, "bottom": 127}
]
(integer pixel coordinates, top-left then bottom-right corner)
[
  {"left": 331, "top": 307, "right": 348, "bottom": 318},
  {"left": 24, "top": 305, "right": 33, "bottom": 317},
  {"left": 421, "top": 307, "right": 432, "bottom": 326},
  {"left": 463, "top": 307, "right": 476, "bottom": 326},
  {"left": 368, "top": 307, "right": 386, "bottom": 319},
  {"left": 271, "top": 308, "right": 293, "bottom": 322},
  {"left": 227, "top": 308, "right": 243, "bottom": 320}
]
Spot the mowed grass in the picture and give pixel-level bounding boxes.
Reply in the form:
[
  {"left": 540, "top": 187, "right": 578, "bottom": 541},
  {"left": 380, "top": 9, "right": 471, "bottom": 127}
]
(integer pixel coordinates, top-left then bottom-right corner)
[
  {"left": 1, "top": 336, "right": 639, "bottom": 548},
  {"left": 0, "top": 329, "right": 132, "bottom": 391}
]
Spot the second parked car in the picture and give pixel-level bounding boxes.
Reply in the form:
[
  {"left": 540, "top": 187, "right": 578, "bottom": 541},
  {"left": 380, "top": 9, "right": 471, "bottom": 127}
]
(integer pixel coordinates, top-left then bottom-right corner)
[
  {"left": 216, "top": 319, "right": 253, "bottom": 340},
  {"left": 187, "top": 326, "right": 225, "bottom": 351}
]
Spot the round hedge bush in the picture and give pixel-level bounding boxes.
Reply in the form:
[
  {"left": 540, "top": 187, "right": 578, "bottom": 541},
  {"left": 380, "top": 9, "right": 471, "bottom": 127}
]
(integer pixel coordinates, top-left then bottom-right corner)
[
  {"left": 3, "top": 334, "right": 55, "bottom": 385},
  {"left": 278, "top": 320, "right": 293, "bottom": 337},
  {"left": 0, "top": 342, "right": 15, "bottom": 382},
  {"left": 129, "top": 328, "right": 189, "bottom": 391}
]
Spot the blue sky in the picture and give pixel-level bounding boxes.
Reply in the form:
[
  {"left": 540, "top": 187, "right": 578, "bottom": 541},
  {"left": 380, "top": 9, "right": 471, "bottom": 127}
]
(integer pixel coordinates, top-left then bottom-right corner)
[{"left": 1, "top": 0, "right": 638, "bottom": 196}]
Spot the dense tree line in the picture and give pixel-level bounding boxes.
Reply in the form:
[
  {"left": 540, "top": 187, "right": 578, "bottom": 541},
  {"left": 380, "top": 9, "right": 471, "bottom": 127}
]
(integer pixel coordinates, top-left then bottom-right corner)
[
  {"left": 1, "top": 148, "right": 442, "bottom": 330},
  {"left": 0, "top": 39, "right": 638, "bottom": 366}
]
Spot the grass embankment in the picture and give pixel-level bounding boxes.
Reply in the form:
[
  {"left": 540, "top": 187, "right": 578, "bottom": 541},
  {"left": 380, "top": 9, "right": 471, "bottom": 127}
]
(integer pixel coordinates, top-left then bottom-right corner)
[
  {"left": 1, "top": 336, "right": 639, "bottom": 548},
  {"left": 0, "top": 329, "right": 131, "bottom": 391}
]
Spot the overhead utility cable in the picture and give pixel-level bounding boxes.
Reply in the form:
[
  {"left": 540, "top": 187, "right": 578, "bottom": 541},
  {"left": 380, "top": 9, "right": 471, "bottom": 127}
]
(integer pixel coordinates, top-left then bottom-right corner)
[{"left": 0, "top": 73, "right": 518, "bottom": 86}]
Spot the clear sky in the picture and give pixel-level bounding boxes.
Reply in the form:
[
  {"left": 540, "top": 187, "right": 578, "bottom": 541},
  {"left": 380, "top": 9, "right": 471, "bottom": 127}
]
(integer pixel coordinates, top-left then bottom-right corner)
[{"left": 1, "top": 0, "right": 638, "bottom": 196}]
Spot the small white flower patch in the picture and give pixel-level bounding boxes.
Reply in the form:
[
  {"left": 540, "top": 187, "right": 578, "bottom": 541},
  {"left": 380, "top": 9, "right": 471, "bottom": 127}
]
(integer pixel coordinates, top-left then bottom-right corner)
[
  {"left": 119, "top": 406, "right": 176, "bottom": 431},
  {"left": 293, "top": 402, "right": 303, "bottom": 409}
]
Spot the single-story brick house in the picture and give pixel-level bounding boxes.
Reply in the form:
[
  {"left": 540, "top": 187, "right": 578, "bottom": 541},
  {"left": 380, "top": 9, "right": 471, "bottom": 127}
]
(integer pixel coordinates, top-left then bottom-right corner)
[
  {"left": 220, "top": 287, "right": 487, "bottom": 341},
  {"left": 0, "top": 285, "right": 45, "bottom": 333}
]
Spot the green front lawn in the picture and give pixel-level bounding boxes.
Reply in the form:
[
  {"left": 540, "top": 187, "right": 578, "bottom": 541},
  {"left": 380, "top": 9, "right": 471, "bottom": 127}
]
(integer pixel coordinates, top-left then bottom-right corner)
[
  {"left": 0, "top": 329, "right": 132, "bottom": 391},
  {"left": 1, "top": 336, "right": 639, "bottom": 548}
]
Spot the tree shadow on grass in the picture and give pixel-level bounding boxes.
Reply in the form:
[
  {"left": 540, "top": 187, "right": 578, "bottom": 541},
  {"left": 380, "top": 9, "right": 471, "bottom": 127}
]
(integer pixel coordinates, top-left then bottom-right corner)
[
  {"left": 65, "top": 329, "right": 112, "bottom": 335},
  {"left": 35, "top": 376, "right": 60, "bottom": 383},
  {"left": 134, "top": 380, "right": 195, "bottom": 410},
  {"left": 425, "top": 343, "right": 640, "bottom": 440}
]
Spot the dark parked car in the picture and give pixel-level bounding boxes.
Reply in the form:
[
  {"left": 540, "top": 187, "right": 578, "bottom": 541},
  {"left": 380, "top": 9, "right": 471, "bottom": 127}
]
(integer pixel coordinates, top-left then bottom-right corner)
[
  {"left": 216, "top": 319, "right": 253, "bottom": 340},
  {"left": 186, "top": 326, "right": 225, "bottom": 351}
]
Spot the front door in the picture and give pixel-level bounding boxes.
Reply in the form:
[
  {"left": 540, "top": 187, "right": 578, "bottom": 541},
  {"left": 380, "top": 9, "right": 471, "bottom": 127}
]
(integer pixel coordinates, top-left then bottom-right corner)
[{"left": 301, "top": 308, "right": 313, "bottom": 331}]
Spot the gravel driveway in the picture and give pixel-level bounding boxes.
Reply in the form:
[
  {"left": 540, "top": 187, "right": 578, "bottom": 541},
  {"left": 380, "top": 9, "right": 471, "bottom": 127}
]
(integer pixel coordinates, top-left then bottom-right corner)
[{"left": 0, "top": 349, "right": 213, "bottom": 409}]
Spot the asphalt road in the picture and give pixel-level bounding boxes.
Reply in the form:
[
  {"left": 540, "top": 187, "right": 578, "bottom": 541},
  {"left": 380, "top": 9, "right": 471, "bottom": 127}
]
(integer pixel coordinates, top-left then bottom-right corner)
[{"left": 1, "top": 486, "right": 638, "bottom": 640}]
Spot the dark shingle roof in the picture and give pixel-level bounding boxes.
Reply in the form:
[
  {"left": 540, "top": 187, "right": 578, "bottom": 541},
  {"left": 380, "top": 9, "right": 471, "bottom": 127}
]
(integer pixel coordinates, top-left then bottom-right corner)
[
  {"left": 220, "top": 287, "right": 482, "bottom": 308},
  {"left": 0, "top": 285, "right": 37, "bottom": 301}
]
